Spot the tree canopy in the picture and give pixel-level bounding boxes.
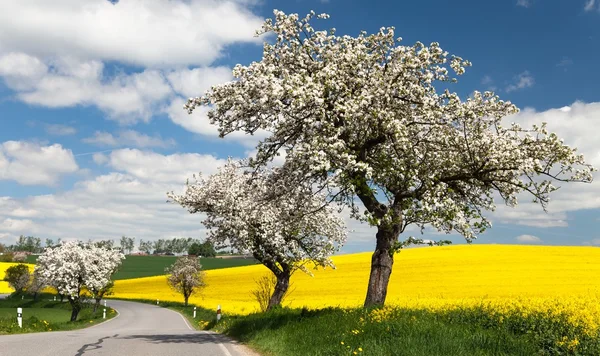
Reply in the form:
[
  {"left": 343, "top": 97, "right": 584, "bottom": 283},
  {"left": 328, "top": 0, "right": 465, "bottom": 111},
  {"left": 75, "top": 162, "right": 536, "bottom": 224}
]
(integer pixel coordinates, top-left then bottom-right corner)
[{"left": 183, "top": 10, "right": 595, "bottom": 307}]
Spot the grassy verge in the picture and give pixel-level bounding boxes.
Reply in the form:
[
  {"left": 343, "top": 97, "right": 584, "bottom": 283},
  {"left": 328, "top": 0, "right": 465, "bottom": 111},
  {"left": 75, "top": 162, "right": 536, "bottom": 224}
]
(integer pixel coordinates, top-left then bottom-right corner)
[
  {"left": 0, "top": 293, "right": 117, "bottom": 334},
  {"left": 117, "top": 298, "right": 541, "bottom": 356}
]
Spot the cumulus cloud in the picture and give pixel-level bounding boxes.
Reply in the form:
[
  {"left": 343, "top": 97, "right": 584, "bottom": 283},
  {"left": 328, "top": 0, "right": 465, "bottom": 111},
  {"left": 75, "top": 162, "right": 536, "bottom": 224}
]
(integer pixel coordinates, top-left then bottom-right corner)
[
  {"left": 0, "top": 141, "right": 79, "bottom": 186},
  {"left": 167, "top": 66, "right": 233, "bottom": 98},
  {"left": 105, "top": 148, "right": 227, "bottom": 184},
  {"left": 0, "top": 0, "right": 263, "bottom": 68},
  {"left": 0, "top": 0, "right": 264, "bottom": 126},
  {"left": 517, "top": 0, "right": 531, "bottom": 7},
  {"left": 0, "top": 148, "right": 234, "bottom": 243},
  {"left": 83, "top": 130, "right": 175, "bottom": 149},
  {"left": 485, "top": 101, "right": 600, "bottom": 228},
  {"left": 0, "top": 54, "right": 174, "bottom": 124},
  {"left": 506, "top": 71, "right": 535, "bottom": 92},
  {"left": 165, "top": 97, "right": 269, "bottom": 147},
  {"left": 515, "top": 234, "right": 543, "bottom": 243}
]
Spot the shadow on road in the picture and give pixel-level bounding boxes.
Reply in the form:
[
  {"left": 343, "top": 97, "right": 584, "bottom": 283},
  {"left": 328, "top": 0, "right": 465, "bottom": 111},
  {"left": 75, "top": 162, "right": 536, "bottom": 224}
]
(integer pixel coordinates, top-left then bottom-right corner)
[
  {"left": 75, "top": 334, "right": 119, "bottom": 356},
  {"left": 122, "top": 333, "right": 224, "bottom": 345}
]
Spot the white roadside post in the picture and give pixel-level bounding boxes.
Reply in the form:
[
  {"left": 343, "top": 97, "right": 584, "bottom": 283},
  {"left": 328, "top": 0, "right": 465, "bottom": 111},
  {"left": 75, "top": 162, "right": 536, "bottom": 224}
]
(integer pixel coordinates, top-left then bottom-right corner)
[
  {"left": 53, "top": 296, "right": 56, "bottom": 302},
  {"left": 103, "top": 308, "right": 106, "bottom": 319},
  {"left": 17, "top": 308, "right": 22, "bottom": 328},
  {"left": 156, "top": 299, "right": 159, "bottom": 305},
  {"left": 104, "top": 300, "right": 107, "bottom": 308},
  {"left": 216, "top": 305, "right": 221, "bottom": 322},
  {"left": 193, "top": 306, "right": 197, "bottom": 319}
]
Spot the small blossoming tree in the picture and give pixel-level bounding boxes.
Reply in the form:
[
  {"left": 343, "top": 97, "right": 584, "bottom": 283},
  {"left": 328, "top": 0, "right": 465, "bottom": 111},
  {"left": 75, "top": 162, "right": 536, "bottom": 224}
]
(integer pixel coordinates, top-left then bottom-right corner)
[
  {"left": 165, "top": 256, "right": 206, "bottom": 306},
  {"left": 169, "top": 160, "right": 347, "bottom": 310},
  {"left": 36, "top": 241, "right": 124, "bottom": 321},
  {"left": 4, "top": 264, "right": 30, "bottom": 293},
  {"left": 183, "top": 10, "right": 595, "bottom": 307}
]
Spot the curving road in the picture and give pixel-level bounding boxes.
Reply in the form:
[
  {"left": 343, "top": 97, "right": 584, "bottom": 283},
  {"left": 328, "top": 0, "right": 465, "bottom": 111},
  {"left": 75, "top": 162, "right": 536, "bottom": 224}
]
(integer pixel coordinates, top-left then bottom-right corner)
[{"left": 0, "top": 300, "right": 256, "bottom": 356}]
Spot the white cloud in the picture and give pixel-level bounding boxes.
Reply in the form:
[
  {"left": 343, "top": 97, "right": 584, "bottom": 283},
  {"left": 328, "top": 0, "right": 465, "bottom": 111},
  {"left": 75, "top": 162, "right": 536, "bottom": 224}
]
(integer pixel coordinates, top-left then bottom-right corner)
[
  {"left": 45, "top": 124, "right": 77, "bottom": 136},
  {"left": 92, "top": 153, "right": 109, "bottom": 165},
  {"left": 0, "top": 148, "right": 236, "bottom": 243},
  {"left": 0, "top": 141, "right": 79, "bottom": 186},
  {"left": 584, "top": 0, "right": 597, "bottom": 11},
  {"left": 166, "top": 97, "right": 269, "bottom": 148},
  {"left": 0, "top": 0, "right": 265, "bottom": 126},
  {"left": 167, "top": 67, "right": 233, "bottom": 99},
  {"left": 517, "top": 0, "right": 531, "bottom": 7},
  {"left": 0, "top": 55, "right": 174, "bottom": 124},
  {"left": 83, "top": 130, "right": 175, "bottom": 149},
  {"left": 484, "top": 101, "right": 600, "bottom": 228},
  {"left": 515, "top": 234, "right": 542, "bottom": 243},
  {"left": 506, "top": 71, "right": 535, "bottom": 92},
  {"left": 105, "top": 148, "right": 227, "bottom": 184},
  {"left": 0, "top": 0, "right": 263, "bottom": 68}
]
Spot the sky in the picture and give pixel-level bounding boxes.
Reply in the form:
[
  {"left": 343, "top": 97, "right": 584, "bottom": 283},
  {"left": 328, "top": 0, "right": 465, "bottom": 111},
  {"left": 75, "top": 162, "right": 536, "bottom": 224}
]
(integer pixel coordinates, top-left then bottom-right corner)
[{"left": 0, "top": 0, "right": 599, "bottom": 253}]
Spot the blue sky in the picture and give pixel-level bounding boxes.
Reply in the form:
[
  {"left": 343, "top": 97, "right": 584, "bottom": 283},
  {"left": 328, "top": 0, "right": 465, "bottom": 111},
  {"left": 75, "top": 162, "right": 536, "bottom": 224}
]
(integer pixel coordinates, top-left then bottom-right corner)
[{"left": 0, "top": 0, "right": 599, "bottom": 252}]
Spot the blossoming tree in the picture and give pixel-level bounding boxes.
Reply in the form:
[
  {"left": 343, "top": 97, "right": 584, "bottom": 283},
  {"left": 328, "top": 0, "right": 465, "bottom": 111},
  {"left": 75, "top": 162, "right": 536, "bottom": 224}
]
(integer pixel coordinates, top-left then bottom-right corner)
[
  {"left": 165, "top": 256, "right": 206, "bottom": 306},
  {"left": 183, "top": 11, "right": 595, "bottom": 307},
  {"left": 36, "top": 241, "right": 124, "bottom": 321},
  {"left": 169, "top": 160, "right": 347, "bottom": 310}
]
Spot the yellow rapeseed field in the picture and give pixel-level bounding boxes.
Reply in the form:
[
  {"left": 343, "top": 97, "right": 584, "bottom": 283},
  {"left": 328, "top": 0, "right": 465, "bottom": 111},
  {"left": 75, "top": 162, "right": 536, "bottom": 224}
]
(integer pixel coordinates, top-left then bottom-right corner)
[{"left": 111, "top": 244, "right": 600, "bottom": 315}]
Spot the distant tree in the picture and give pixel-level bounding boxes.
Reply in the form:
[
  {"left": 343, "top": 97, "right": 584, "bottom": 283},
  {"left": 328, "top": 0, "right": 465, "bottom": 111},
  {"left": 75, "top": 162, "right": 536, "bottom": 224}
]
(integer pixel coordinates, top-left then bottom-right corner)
[
  {"left": 165, "top": 256, "right": 206, "bottom": 306},
  {"left": 189, "top": 240, "right": 216, "bottom": 257},
  {"left": 4, "top": 264, "right": 30, "bottom": 293},
  {"left": 139, "top": 239, "right": 153, "bottom": 254},
  {"left": 153, "top": 239, "right": 166, "bottom": 254},
  {"left": 0, "top": 243, "right": 5, "bottom": 253},
  {"left": 93, "top": 239, "right": 114, "bottom": 249},
  {"left": 16, "top": 235, "right": 42, "bottom": 253},
  {"left": 120, "top": 236, "right": 135, "bottom": 255},
  {"left": 44, "top": 238, "right": 54, "bottom": 249}
]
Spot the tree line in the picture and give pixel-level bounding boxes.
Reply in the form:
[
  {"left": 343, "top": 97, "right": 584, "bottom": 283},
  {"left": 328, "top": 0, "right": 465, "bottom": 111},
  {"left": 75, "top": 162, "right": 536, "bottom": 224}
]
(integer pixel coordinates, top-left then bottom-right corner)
[{"left": 0, "top": 235, "right": 218, "bottom": 260}]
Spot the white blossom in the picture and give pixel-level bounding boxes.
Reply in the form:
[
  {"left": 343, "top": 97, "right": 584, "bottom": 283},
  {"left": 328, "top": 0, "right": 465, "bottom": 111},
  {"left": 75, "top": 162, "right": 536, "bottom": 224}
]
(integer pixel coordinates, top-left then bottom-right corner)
[
  {"left": 169, "top": 159, "right": 347, "bottom": 276},
  {"left": 36, "top": 241, "right": 124, "bottom": 318}
]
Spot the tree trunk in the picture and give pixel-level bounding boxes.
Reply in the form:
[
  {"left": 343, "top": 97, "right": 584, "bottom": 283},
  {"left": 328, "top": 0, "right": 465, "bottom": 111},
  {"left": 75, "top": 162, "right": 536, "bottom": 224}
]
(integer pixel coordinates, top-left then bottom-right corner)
[
  {"left": 93, "top": 298, "right": 100, "bottom": 313},
  {"left": 60, "top": 294, "right": 65, "bottom": 302},
  {"left": 267, "top": 270, "right": 290, "bottom": 310},
  {"left": 69, "top": 299, "right": 81, "bottom": 322},
  {"left": 364, "top": 223, "right": 402, "bottom": 308},
  {"left": 184, "top": 295, "right": 189, "bottom": 307}
]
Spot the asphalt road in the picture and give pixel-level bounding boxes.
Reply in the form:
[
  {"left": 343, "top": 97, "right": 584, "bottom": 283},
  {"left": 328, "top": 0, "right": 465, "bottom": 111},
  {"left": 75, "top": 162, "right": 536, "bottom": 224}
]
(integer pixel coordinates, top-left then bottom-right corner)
[{"left": 0, "top": 300, "right": 255, "bottom": 356}]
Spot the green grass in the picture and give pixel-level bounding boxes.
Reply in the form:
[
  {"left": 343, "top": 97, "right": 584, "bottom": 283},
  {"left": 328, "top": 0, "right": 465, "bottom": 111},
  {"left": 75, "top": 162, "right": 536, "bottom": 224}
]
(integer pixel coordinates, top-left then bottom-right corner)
[
  {"left": 0, "top": 308, "right": 70, "bottom": 323},
  {"left": 25, "top": 255, "right": 259, "bottom": 280},
  {"left": 0, "top": 293, "right": 117, "bottom": 334},
  {"left": 121, "top": 298, "right": 541, "bottom": 356}
]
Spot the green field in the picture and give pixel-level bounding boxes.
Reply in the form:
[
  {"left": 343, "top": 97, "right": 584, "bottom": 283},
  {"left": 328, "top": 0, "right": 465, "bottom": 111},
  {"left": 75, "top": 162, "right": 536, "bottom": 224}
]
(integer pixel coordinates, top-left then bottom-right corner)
[
  {"left": 26, "top": 255, "right": 259, "bottom": 280},
  {"left": 0, "top": 294, "right": 117, "bottom": 334},
  {"left": 0, "top": 308, "right": 70, "bottom": 323}
]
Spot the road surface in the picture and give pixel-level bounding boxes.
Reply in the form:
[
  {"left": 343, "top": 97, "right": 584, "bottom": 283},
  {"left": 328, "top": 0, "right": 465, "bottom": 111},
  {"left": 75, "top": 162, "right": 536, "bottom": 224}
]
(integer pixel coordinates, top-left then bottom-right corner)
[{"left": 0, "top": 300, "right": 256, "bottom": 356}]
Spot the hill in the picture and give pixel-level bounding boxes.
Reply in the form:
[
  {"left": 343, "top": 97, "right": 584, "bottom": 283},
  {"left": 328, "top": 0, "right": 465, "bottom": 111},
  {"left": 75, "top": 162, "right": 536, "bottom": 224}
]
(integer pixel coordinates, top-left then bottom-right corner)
[
  {"left": 111, "top": 244, "right": 600, "bottom": 314},
  {"left": 24, "top": 254, "right": 259, "bottom": 280}
]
